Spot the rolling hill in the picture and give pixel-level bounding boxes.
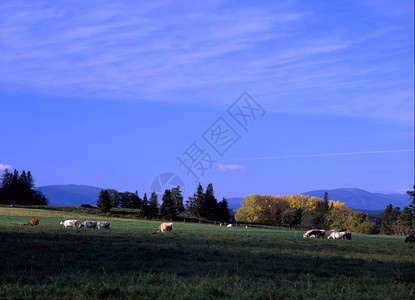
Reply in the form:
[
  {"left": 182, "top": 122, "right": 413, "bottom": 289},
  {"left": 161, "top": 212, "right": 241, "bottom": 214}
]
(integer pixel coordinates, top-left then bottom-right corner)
[
  {"left": 301, "top": 188, "right": 411, "bottom": 210},
  {"left": 38, "top": 184, "right": 102, "bottom": 206},
  {"left": 38, "top": 185, "right": 411, "bottom": 211}
]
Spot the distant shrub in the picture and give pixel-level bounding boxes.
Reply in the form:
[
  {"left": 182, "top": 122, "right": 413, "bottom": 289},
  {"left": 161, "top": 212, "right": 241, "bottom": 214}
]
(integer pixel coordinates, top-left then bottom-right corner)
[
  {"left": 80, "top": 204, "right": 94, "bottom": 208},
  {"left": 358, "top": 221, "right": 379, "bottom": 234}
]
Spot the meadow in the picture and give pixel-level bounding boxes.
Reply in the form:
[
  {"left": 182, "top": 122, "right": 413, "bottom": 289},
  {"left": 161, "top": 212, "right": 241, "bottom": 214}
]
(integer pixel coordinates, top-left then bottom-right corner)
[{"left": 0, "top": 206, "right": 414, "bottom": 299}]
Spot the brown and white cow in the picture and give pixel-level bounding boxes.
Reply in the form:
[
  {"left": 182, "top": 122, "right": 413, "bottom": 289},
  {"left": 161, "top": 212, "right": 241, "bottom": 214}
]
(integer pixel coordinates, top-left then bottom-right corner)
[
  {"left": 60, "top": 219, "right": 78, "bottom": 229},
  {"left": 79, "top": 221, "right": 97, "bottom": 229},
  {"left": 97, "top": 221, "right": 110, "bottom": 230},
  {"left": 157, "top": 222, "right": 173, "bottom": 233},
  {"left": 28, "top": 218, "right": 39, "bottom": 226},
  {"left": 303, "top": 229, "right": 325, "bottom": 238}
]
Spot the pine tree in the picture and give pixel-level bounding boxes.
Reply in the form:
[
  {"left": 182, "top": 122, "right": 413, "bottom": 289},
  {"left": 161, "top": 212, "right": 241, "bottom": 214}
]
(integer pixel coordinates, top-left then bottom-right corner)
[
  {"left": 161, "top": 189, "right": 178, "bottom": 220},
  {"left": 171, "top": 186, "right": 184, "bottom": 214},
  {"left": 97, "top": 189, "right": 112, "bottom": 213},
  {"left": 203, "top": 183, "right": 218, "bottom": 220},
  {"left": 148, "top": 191, "right": 159, "bottom": 219},
  {"left": 216, "top": 198, "right": 231, "bottom": 222},
  {"left": 186, "top": 183, "right": 205, "bottom": 217},
  {"left": 133, "top": 191, "right": 142, "bottom": 209},
  {"left": 407, "top": 185, "right": 415, "bottom": 213},
  {"left": 380, "top": 204, "right": 394, "bottom": 234},
  {"left": 141, "top": 193, "right": 150, "bottom": 218},
  {"left": 322, "top": 192, "right": 329, "bottom": 212},
  {"left": 398, "top": 206, "right": 413, "bottom": 232},
  {"left": 0, "top": 169, "right": 47, "bottom": 205}
]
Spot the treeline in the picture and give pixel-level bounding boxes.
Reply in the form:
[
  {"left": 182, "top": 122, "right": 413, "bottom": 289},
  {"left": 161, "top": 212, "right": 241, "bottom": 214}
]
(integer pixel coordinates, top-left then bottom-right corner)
[
  {"left": 0, "top": 169, "right": 48, "bottom": 205},
  {"left": 235, "top": 193, "right": 377, "bottom": 233},
  {"left": 186, "top": 183, "right": 230, "bottom": 223},
  {"left": 97, "top": 183, "right": 230, "bottom": 222},
  {"left": 379, "top": 186, "right": 415, "bottom": 235}
]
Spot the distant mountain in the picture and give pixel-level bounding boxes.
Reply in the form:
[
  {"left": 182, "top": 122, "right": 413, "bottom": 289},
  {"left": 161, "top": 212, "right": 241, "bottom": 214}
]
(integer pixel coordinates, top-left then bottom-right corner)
[
  {"left": 38, "top": 184, "right": 102, "bottom": 206},
  {"left": 302, "top": 188, "right": 411, "bottom": 211},
  {"left": 226, "top": 197, "right": 243, "bottom": 209},
  {"left": 37, "top": 185, "right": 411, "bottom": 211}
]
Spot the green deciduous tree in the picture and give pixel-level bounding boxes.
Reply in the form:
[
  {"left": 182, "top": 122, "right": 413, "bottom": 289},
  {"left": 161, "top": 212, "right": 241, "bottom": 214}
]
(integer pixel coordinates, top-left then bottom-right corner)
[
  {"left": 120, "top": 191, "right": 141, "bottom": 209},
  {"left": 282, "top": 208, "right": 302, "bottom": 227}
]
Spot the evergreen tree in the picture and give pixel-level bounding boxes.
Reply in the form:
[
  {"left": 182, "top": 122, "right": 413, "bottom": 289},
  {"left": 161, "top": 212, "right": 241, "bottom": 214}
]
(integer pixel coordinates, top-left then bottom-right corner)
[
  {"left": 380, "top": 204, "right": 394, "bottom": 234},
  {"left": 133, "top": 191, "right": 142, "bottom": 209},
  {"left": 141, "top": 193, "right": 150, "bottom": 218},
  {"left": 407, "top": 185, "right": 415, "bottom": 213},
  {"left": 398, "top": 206, "right": 413, "bottom": 232},
  {"left": 186, "top": 183, "right": 204, "bottom": 217},
  {"left": 161, "top": 189, "right": 178, "bottom": 220},
  {"left": 202, "top": 183, "right": 218, "bottom": 220},
  {"left": 322, "top": 192, "right": 329, "bottom": 212},
  {"left": 97, "top": 189, "right": 112, "bottom": 213},
  {"left": 0, "top": 169, "right": 48, "bottom": 205},
  {"left": 148, "top": 191, "right": 159, "bottom": 219},
  {"left": 171, "top": 186, "right": 185, "bottom": 214},
  {"left": 216, "top": 198, "right": 231, "bottom": 222}
]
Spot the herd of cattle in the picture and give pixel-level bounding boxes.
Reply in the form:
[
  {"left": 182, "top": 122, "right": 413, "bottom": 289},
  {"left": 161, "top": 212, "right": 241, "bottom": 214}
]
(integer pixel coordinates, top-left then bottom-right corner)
[
  {"left": 303, "top": 229, "right": 352, "bottom": 240},
  {"left": 19, "top": 219, "right": 415, "bottom": 242},
  {"left": 60, "top": 220, "right": 111, "bottom": 230}
]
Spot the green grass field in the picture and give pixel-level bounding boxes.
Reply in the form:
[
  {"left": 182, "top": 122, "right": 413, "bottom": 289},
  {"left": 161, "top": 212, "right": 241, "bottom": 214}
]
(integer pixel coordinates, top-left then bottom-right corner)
[{"left": 0, "top": 206, "right": 414, "bottom": 299}]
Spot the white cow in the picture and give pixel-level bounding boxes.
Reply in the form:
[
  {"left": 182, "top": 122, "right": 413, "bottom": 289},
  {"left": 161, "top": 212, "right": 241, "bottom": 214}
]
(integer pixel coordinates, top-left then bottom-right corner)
[
  {"left": 79, "top": 221, "right": 97, "bottom": 229},
  {"left": 157, "top": 222, "right": 173, "bottom": 232},
  {"left": 60, "top": 219, "right": 78, "bottom": 229},
  {"left": 328, "top": 231, "right": 351, "bottom": 240},
  {"left": 97, "top": 221, "right": 110, "bottom": 230},
  {"left": 226, "top": 224, "right": 232, "bottom": 228},
  {"left": 303, "top": 229, "right": 325, "bottom": 238}
]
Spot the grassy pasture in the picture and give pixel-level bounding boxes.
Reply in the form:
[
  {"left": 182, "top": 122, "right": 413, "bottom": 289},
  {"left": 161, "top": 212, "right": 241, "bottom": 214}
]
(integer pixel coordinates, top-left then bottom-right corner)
[{"left": 0, "top": 207, "right": 414, "bottom": 299}]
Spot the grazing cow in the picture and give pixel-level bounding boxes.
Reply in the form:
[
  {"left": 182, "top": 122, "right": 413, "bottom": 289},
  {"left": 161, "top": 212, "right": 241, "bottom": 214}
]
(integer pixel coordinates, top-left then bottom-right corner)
[
  {"left": 60, "top": 219, "right": 78, "bottom": 229},
  {"left": 303, "top": 229, "right": 325, "bottom": 238},
  {"left": 97, "top": 221, "right": 110, "bottom": 230},
  {"left": 28, "top": 218, "right": 39, "bottom": 227},
  {"left": 79, "top": 221, "right": 97, "bottom": 229},
  {"left": 343, "top": 232, "right": 352, "bottom": 240},
  {"left": 328, "top": 231, "right": 351, "bottom": 240},
  {"left": 226, "top": 224, "right": 232, "bottom": 228},
  {"left": 405, "top": 235, "right": 415, "bottom": 243},
  {"left": 156, "top": 222, "right": 173, "bottom": 233}
]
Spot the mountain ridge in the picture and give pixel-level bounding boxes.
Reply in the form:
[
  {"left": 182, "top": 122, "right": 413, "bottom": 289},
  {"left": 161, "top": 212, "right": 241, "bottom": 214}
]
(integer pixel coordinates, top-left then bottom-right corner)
[{"left": 38, "top": 184, "right": 411, "bottom": 211}]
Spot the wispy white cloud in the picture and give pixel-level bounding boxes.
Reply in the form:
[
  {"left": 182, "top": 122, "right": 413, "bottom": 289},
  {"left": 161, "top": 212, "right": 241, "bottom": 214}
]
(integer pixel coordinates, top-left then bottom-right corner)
[
  {"left": 224, "top": 149, "right": 415, "bottom": 162},
  {"left": 0, "top": 0, "right": 412, "bottom": 123},
  {"left": 217, "top": 163, "right": 246, "bottom": 174},
  {"left": 0, "top": 164, "right": 12, "bottom": 171}
]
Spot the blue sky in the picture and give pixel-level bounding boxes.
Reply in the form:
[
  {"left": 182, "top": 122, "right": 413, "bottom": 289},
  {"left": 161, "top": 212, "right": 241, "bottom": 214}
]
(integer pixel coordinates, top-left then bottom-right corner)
[{"left": 0, "top": 0, "right": 413, "bottom": 201}]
